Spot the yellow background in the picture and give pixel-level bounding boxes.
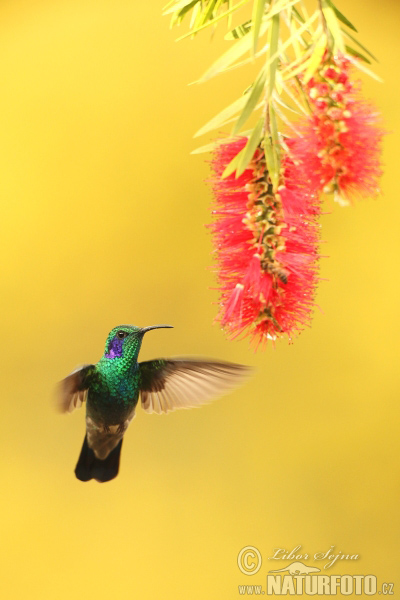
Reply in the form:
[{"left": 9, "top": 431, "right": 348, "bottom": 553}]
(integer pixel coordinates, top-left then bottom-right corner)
[{"left": 0, "top": 0, "right": 398, "bottom": 598}]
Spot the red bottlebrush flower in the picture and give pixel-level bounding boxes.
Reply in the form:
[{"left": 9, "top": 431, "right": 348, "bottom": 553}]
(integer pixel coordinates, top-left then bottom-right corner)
[
  {"left": 209, "top": 138, "right": 321, "bottom": 347},
  {"left": 293, "top": 55, "right": 384, "bottom": 205}
]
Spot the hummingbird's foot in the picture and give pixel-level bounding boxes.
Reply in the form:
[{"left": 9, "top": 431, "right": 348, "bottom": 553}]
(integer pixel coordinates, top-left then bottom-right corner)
[{"left": 102, "top": 424, "right": 111, "bottom": 433}]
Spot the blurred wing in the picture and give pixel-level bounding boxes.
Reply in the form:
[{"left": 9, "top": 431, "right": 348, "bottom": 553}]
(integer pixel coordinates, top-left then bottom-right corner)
[
  {"left": 139, "top": 358, "right": 252, "bottom": 415},
  {"left": 56, "top": 364, "right": 95, "bottom": 413}
]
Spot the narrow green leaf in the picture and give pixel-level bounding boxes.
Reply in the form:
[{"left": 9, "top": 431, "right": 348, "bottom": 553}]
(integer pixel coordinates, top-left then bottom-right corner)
[
  {"left": 273, "top": 103, "right": 301, "bottom": 135},
  {"left": 196, "top": 21, "right": 268, "bottom": 82},
  {"left": 266, "top": 12, "right": 319, "bottom": 79},
  {"left": 191, "top": 130, "right": 253, "bottom": 154},
  {"left": 212, "top": 42, "right": 270, "bottom": 77},
  {"left": 236, "top": 118, "right": 264, "bottom": 177},
  {"left": 192, "top": 0, "right": 206, "bottom": 29},
  {"left": 176, "top": 0, "right": 250, "bottom": 41},
  {"left": 176, "top": 0, "right": 199, "bottom": 22},
  {"left": 279, "top": 42, "right": 311, "bottom": 78},
  {"left": 225, "top": 20, "right": 251, "bottom": 39},
  {"left": 204, "top": 101, "right": 264, "bottom": 134},
  {"left": 291, "top": 5, "right": 315, "bottom": 38},
  {"left": 216, "top": 44, "right": 268, "bottom": 77},
  {"left": 194, "top": 94, "right": 248, "bottom": 137},
  {"left": 164, "top": 0, "right": 199, "bottom": 16},
  {"left": 267, "top": 0, "right": 300, "bottom": 19},
  {"left": 343, "top": 29, "right": 378, "bottom": 62},
  {"left": 252, "top": 0, "right": 267, "bottom": 54},
  {"left": 345, "top": 44, "right": 371, "bottom": 64},
  {"left": 263, "top": 133, "right": 278, "bottom": 190},
  {"left": 267, "top": 13, "right": 280, "bottom": 98},
  {"left": 178, "top": 0, "right": 296, "bottom": 42},
  {"left": 199, "top": 0, "right": 218, "bottom": 26},
  {"left": 291, "top": 6, "right": 304, "bottom": 24},
  {"left": 191, "top": 141, "right": 219, "bottom": 154},
  {"left": 346, "top": 54, "right": 383, "bottom": 82},
  {"left": 227, "top": 0, "right": 233, "bottom": 29},
  {"left": 189, "top": 1, "right": 201, "bottom": 27},
  {"left": 232, "top": 68, "right": 267, "bottom": 134},
  {"left": 281, "top": 48, "right": 314, "bottom": 81},
  {"left": 163, "top": 0, "right": 177, "bottom": 10},
  {"left": 321, "top": 1, "right": 345, "bottom": 53},
  {"left": 303, "top": 33, "right": 327, "bottom": 83},
  {"left": 269, "top": 104, "right": 280, "bottom": 155},
  {"left": 225, "top": 0, "right": 299, "bottom": 41},
  {"left": 280, "top": 80, "right": 309, "bottom": 115},
  {"left": 266, "top": 105, "right": 280, "bottom": 188},
  {"left": 288, "top": 9, "right": 303, "bottom": 57},
  {"left": 325, "top": 0, "right": 357, "bottom": 32},
  {"left": 222, "top": 147, "right": 245, "bottom": 178},
  {"left": 273, "top": 94, "right": 302, "bottom": 116}
]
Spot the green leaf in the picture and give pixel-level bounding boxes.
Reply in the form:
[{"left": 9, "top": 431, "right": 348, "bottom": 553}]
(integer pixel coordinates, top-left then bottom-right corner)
[
  {"left": 303, "top": 33, "right": 327, "bottom": 83},
  {"left": 176, "top": 0, "right": 250, "bottom": 40},
  {"left": 273, "top": 102, "right": 301, "bottom": 135},
  {"left": 269, "top": 104, "right": 280, "bottom": 157},
  {"left": 164, "top": 0, "right": 199, "bottom": 16},
  {"left": 288, "top": 9, "right": 303, "bottom": 57},
  {"left": 345, "top": 44, "right": 371, "bottom": 64},
  {"left": 196, "top": 21, "right": 268, "bottom": 82},
  {"left": 191, "top": 130, "right": 253, "bottom": 154},
  {"left": 321, "top": 1, "right": 345, "bottom": 53},
  {"left": 343, "top": 29, "right": 378, "bottom": 62},
  {"left": 267, "top": 13, "right": 280, "bottom": 98},
  {"left": 211, "top": 41, "right": 273, "bottom": 79},
  {"left": 291, "top": 6, "right": 304, "bottom": 24},
  {"left": 225, "top": 20, "right": 251, "bottom": 40},
  {"left": 264, "top": 105, "right": 280, "bottom": 189},
  {"left": 266, "top": 11, "right": 318, "bottom": 80},
  {"left": 197, "top": 0, "right": 299, "bottom": 72},
  {"left": 194, "top": 94, "right": 248, "bottom": 137},
  {"left": 222, "top": 146, "right": 245, "bottom": 178},
  {"left": 273, "top": 94, "right": 302, "bottom": 116},
  {"left": 232, "top": 67, "right": 267, "bottom": 134},
  {"left": 179, "top": 0, "right": 296, "bottom": 42},
  {"left": 199, "top": 0, "right": 218, "bottom": 26},
  {"left": 189, "top": 1, "right": 202, "bottom": 27},
  {"left": 281, "top": 48, "right": 313, "bottom": 81},
  {"left": 267, "top": 0, "right": 300, "bottom": 19},
  {"left": 163, "top": 0, "right": 177, "bottom": 10},
  {"left": 263, "top": 133, "right": 277, "bottom": 190},
  {"left": 191, "top": 141, "right": 219, "bottom": 154},
  {"left": 279, "top": 80, "right": 309, "bottom": 115},
  {"left": 346, "top": 54, "right": 383, "bottom": 82},
  {"left": 325, "top": 0, "right": 357, "bottom": 32},
  {"left": 173, "top": 0, "right": 199, "bottom": 24},
  {"left": 252, "top": 0, "right": 267, "bottom": 54},
  {"left": 236, "top": 118, "right": 264, "bottom": 177}
]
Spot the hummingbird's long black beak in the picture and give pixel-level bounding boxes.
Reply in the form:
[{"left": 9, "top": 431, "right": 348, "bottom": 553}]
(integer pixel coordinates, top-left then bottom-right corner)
[{"left": 140, "top": 325, "right": 173, "bottom": 334}]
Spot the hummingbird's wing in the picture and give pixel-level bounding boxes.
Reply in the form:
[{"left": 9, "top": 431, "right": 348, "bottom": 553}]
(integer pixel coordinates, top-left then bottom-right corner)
[
  {"left": 139, "top": 358, "right": 252, "bottom": 415},
  {"left": 56, "top": 364, "right": 95, "bottom": 413}
]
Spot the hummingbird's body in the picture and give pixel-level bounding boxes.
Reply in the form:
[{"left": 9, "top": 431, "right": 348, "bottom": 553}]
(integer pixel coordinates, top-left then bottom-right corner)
[
  {"left": 88, "top": 346, "right": 141, "bottom": 428},
  {"left": 58, "top": 324, "right": 251, "bottom": 482}
]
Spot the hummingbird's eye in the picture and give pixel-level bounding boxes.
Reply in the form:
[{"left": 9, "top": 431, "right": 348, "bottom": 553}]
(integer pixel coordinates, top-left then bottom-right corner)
[{"left": 117, "top": 331, "right": 128, "bottom": 339}]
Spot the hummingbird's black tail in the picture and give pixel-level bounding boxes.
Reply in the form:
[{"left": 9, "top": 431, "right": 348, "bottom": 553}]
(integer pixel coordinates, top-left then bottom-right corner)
[{"left": 75, "top": 436, "right": 123, "bottom": 483}]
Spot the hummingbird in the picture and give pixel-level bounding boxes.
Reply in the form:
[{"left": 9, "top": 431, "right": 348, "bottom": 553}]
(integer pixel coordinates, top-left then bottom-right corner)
[{"left": 57, "top": 324, "right": 252, "bottom": 483}]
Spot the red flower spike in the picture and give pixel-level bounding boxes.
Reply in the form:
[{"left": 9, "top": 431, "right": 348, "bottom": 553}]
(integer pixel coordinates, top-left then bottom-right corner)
[
  {"left": 209, "top": 138, "right": 321, "bottom": 347},
  {"left": 293, "top": 54, "right": 384, "bottom": 204}
]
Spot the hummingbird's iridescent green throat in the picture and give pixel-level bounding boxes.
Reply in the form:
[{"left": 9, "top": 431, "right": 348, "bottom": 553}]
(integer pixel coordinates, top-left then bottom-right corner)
[{"left": 57, "top": 324, "right": 252, "bottom": 483}]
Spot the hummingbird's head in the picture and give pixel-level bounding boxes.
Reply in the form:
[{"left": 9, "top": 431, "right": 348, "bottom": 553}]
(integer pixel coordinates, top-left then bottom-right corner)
[{"left": 104, "top": 324, "right": 173, "bottom": 360}]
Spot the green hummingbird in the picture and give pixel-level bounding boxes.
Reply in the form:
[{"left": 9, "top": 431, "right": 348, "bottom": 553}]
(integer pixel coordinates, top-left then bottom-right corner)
[{"left": 57, "top": 324, "right": 252, "bottom": 483}]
